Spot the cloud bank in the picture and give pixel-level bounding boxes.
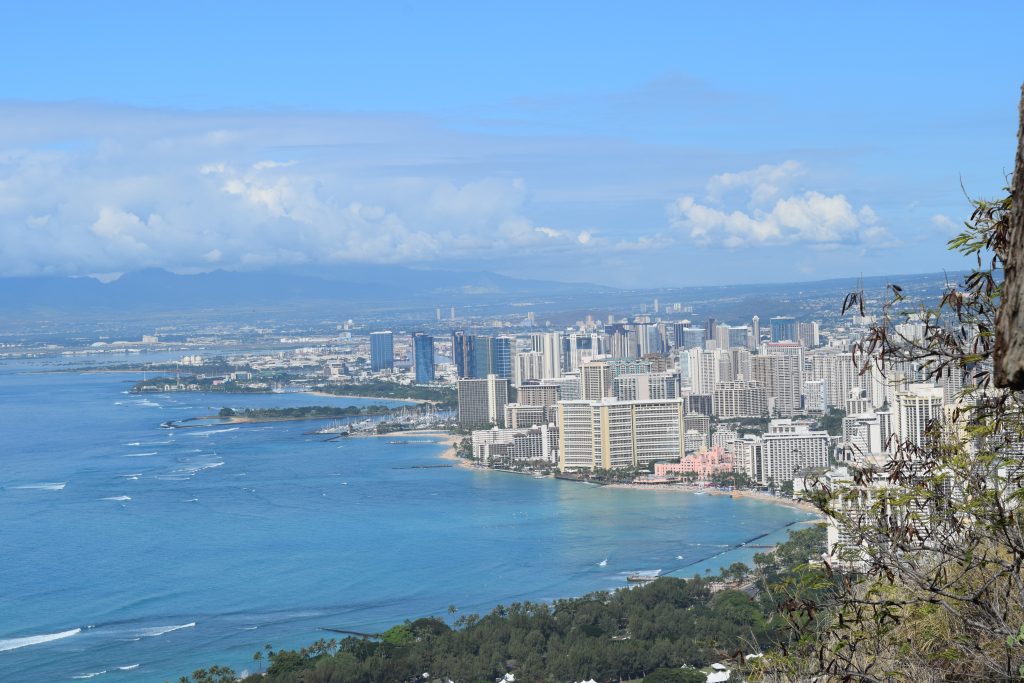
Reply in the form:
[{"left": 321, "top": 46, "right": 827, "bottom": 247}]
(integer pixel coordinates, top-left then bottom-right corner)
[
  {"left": 0, "top": 103, "right": 601, "bottom": 277},
  {"left": 669, "top": 161, "right": 900, "bottom": 250}
]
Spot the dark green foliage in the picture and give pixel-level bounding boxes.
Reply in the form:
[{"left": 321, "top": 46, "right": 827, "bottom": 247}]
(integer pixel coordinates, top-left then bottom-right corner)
[
  {"left": 707, "top": 471, "right": 754, "bottom": 488},
  {"left": 643, "top": 667, "right": 707, "bottom": 683},
  {"left": 232, "top": 405, "right": 391, "bottom": 420},
  {"left": 314, "top": 381, "right": 457, "bottom": 408},
  {"left": 181, "top": 527, "right": 827, "bottom": 683},
  {"left": 813, "top": 407, "right": 846, "bottom": 436}
]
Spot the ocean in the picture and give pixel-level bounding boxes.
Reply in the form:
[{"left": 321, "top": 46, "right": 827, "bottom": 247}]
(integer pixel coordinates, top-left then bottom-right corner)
[{"left": 0, "top": 354, "right": 814, "bottom": 682}]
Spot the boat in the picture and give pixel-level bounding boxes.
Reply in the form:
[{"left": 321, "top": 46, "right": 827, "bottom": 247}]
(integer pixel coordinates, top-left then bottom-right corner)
[{"left": 626, "top": 569, "right": 662, "bottom": 582}]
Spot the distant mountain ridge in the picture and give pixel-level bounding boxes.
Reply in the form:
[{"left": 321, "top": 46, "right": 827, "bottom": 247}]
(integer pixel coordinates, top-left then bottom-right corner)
[{"left": 0, "top": 266, "right": 613, "bottom": 313}]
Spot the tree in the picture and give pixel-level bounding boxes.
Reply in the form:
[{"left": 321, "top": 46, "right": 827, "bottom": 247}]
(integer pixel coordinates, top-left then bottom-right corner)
[
  {"left": 643, "top": 667, "right": 706, "bottom": 683},
  {"left": 757, "top": 102, "right": 1024, "bottom": 679}
]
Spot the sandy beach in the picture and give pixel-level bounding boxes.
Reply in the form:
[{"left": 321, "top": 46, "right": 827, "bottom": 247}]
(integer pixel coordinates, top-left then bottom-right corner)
[
  {"left": 603, "top": 481, "right": 822, "bottom": 516},
  {"left": 353, "top": 429, "right": 479, "bottom": 470},
  {"left": 348, "top": 429, "right": 825, "bottom": 516}
]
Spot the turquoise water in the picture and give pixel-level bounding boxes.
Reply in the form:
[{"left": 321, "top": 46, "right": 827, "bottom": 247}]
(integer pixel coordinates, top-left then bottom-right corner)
[{"left": 0, "top": 358, "right": 814, "bottom": 682}]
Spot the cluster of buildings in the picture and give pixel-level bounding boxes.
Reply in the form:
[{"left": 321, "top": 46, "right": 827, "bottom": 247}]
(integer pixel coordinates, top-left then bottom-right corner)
[
  {"left": 358, "top": 313, "right": 982, "bottom": 524},
  {"left": 448, "top": 316, "right": 844, "bottom": 482},
  {"left": 368, "top": 330, "right": 437, "bottom": 384}
]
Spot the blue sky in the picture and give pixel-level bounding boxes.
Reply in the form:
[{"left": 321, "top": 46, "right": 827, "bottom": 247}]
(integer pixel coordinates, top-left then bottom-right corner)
[{"left": 1, "top": 2, "right": 1021, "bottom": 286}]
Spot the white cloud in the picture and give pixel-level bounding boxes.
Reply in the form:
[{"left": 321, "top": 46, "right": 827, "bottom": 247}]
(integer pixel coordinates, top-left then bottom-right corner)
[
  {"left": 671, "top": 163, "right": 898, "bottom": 250},
  {"left": 0, "top": 103, "right": 602, "bottom": 277},
  {"left": 706, "top": 160, "right": 803, "bottom": 204}
]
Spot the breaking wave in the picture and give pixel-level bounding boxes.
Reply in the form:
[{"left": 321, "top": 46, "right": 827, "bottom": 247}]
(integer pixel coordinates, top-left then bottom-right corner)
[
  {"left": 0, "top": 627, "right": 81, "bottom": 652},
  {"left": 137, "top": 622, "right": 195, "bottom": 638},
  {"left": 11, "top": 482, "right": 66, "bottom": 491}
]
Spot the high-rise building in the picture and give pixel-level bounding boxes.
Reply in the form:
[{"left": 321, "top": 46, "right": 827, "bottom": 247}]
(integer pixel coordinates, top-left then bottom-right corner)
[
  {"left": 517, "top": 383, "right": 561, "bottom": 406},
  {"left": 530, "top": 332, "right": 563, "bottom": 379},
  {"left": 513, "top": 351, "right": 545, "bottom": 386},
  {"left": 761, "top": 343, "right": 803, "bottom": 417},
  {"left": 893, "top": 383, "right": 945, "bottom": 451},
  {"left": 683, "top": 392, "right": 713, "bottom": 416},
  {"left": 770, "top": 316, "right": 797, "bottom": 342},
  {"left": 452, "top": 331, "right": 472, "bottom": 378},
  {"left": 681, "top": 327, "right": 706, "bottom": 349},
  {"left": 457, "top": 375, "right": 510, "bottom": 428},
  {"left": 470, "top": 335, "right": 494, "bottom": 378},
  {"left": 808, "top": 350, "right": 857, "bottom": 408},
  {"left": 580, "top": 361, "right": 614, "bottom": 401},
  {"left": 761, "top": 419, "right": 829, "bottom": 485},
  {"left": 614, "top": 372, "right": 679, "bottom": 401},
  {"left": 472, "top": 424, "right": 559, "bottom": 464},
  {"left": 503, "top": 403, "right": 554, "bottom": 430},
  {"left": 712, "top": 381, "right": 768, "bottom": 418},
  {"left": 752, "top": 315, "right": 761, "bottom": 347},
  {"left": 491, "top": 336, "right": 513, "bottom": 379},
  {"left": 803, "top": 379, "right": 826, "bottom": 413},
  {"left": 705, "top": 318, "right": 717, "bottom": 340},
  {"left": 728, "top": 326, "right": 750, "bottom": 349},
  {"left": 683, "top": 413, "right": 711, "bottom": 444},
  {"left": 558, "top": 399, "right": 685, "bottom": 470},
  {"left": 732, "top": 435, "right": 764, "bottom": 480},
  {"left": 412, "top": 333, "right": 434, "bottom": 384},
  {"left": 797, "top": 321, "right": 821, "bottom": 348},
  {"left": 564, "top": 333, "right": 603, "bottom": 372},
  {"left": 453, "top": 333, "right": 510, "bottom": 379},
  {"left": 685, "top": 347, "right": 731, "bottom": 395},
  {"left": 369, "top": 331, "right": 394, "bottom": 372}
]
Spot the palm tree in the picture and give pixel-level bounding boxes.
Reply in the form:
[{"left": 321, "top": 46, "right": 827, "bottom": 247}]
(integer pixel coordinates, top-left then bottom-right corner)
[{"left": 252, "top": 651, "right": 263, "bottom": 672}]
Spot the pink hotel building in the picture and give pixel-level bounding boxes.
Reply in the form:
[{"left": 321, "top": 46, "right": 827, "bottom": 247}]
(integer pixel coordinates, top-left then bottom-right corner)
[{"left": 654, "top": 445, "right": 734, "bottom": 479}]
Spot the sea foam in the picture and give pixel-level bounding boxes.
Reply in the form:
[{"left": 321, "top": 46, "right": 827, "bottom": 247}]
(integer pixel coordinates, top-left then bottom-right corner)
[
  {"left": 0, "top": 627, "right": 81, "bottom": 652},
  {"left": 101, "top": 496, "right": 132, "bottom": 502},
  {"left": 11, "top": 482, "right": 66, "bottom": 491},
  {"left": 138, "top": 622, "right": 195, "bottom": 638},
  {"left": 187, "top": 427, "right": 239, "bottom": 436}
]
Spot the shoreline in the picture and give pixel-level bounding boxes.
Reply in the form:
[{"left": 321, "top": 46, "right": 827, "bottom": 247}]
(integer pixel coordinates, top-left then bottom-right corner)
[
  {"left": 351, "top": 429, "right": 478, "bottom": 471},
  {"left": 403, "top": 433, "right": 823, "bottom": 518},
  {"left": 306, "top": 390, "right": 427, "bottom": 404},
  {"left": 602, "top": 482, "right": 822, "bottom": 516}
]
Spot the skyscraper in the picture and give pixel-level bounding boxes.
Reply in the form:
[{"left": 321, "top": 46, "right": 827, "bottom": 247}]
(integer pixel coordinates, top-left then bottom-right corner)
[
  {"left": 412, "top": 333, "right": 434, "bottom": 384},
  {"left": 491, "top": 336, "right": 513, "bottom": 379},
  {"left": 770, "top": 316, "right": 797, "bottom": 343},
  {"left": 452, "top": 331, "right": 472, "bottom": 378},
  {"left": 558, "top": 398, "right": 685, "bottom": 470},
  {"left": 530, "top": 332, "right": 563, "bottom": 378},
  {"left": 457, "top": 375, "right": 510, "bottom": 428},
  {"left": 470, "top": 335, "right": 494, "bottom": 378},
  {"left": 369, "top": 331, "right": 394, "bottom": 372},
  {"left": 580, "top": 361, "right": 614, "bottom": 400}
]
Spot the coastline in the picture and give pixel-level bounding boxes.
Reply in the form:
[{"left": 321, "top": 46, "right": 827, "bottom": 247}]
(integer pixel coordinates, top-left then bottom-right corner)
[
  {"left": 306, "top": 390, "right": 427, "bottom": 404},
  {"left": 601, "top": 481, "right": 821, "bottom": 516},
  {"left": 353, "top": 429, "right": 479, "bottom": 471},
  {"left": 402, "top": 433, "right": 823, "bottom": 518}
]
